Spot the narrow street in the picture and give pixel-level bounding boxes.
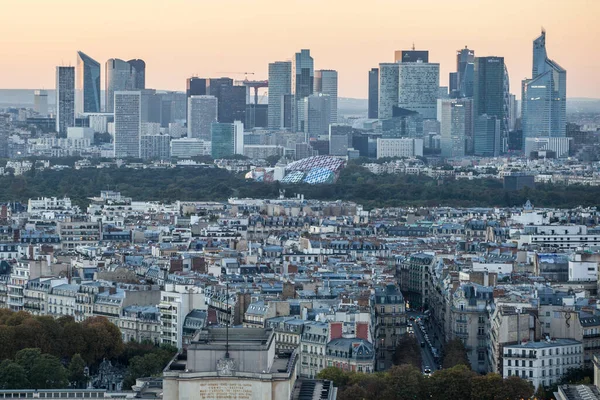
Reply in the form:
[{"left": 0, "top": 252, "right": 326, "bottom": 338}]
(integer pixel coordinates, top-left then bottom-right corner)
[{"left": 408, "top": 312, "right": 442, "bottom": 373}]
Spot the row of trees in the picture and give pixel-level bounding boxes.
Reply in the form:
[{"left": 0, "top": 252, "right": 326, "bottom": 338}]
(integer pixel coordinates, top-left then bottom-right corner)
[
  {"left": 317, "top": 364, "right": 535, "bottom": 400},
  {"left": 0, "top": 310, "right": 177, "bottom": 390},
  {"left": 0, "top": 349, "right": 86, "bottom": 389},
  {"left": 1, "top": 162, "right": 600, "bottom": 210}
]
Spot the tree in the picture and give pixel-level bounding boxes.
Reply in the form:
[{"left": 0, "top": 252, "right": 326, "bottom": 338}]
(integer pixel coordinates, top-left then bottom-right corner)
[
  {"left": 392, "top": 335, "right": 422, "bottom": 369},
  {"left": 502, "top": 376, "right": 534, "bottom": 400},
  {"left": 317, "top": 367, "right": 352, "bottom": 387},
  {"left": 81, "top": 317, "right": 124, "bottom": 365},
  {"left": 68, "top": 354, "right": 88, "bottom": 389},
  {"left": 383, "top": 364, "right": 425, "bottom": 400},
  {"left": 15, "top": 348, "right": 42, "bottom": 374},
  {"left": 28, "top": 354, "right": 69, "bottom": 389},
  {"left": 442, "top": 338, "right": 470, "bottom": 369},
  {"left": 0, "top": 360, "right": 29, "bottom": 389},
  {"left": 470, "top": 373, "right": 504, "bottom": 400},
  {"left": 427, "top": 365, "right": 475, "bottom": 400}
]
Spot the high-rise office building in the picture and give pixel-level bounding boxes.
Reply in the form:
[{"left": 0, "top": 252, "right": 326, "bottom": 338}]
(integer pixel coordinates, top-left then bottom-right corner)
[
  {"left": 292, "top": 49, "right": 314, "bottom": 132},
  {"left": 140, "top": 134, "right": 170, "bottom": 160},
  {"left": 329, "top": 124, "right": 354, "bottom": 156},
  {"left": 474, "top": 114, "right": 501, "bottom": 157},
  {"left": 187, "top": 95, "right": 218, "bottom": 140},
  {"left": 211, "top": 121, "right": 244, "bottom": 158},
  {"left": 34, "top": 90, "right": 48, "bottom": 116},
  {"left": 105, "top": 59, "right": 135, "bottom": 113},
  {"left": 395, "top": 50, "right": 429, "bottom": 63},
  {"left": 55, "top": 66, "right": 75, "bottom": 134},
  {"left": 438, "top": 98, "right": 473, "bottom": 157},
  {"left": 114, "top": 91, "right": 141, "bottom": 158},
  {"left": 303, "top": 93, "right": 331, "bottom": 140},
  {"left": 208, "top": 78, "right": 246, "bottom": 123},
  {"left": 398, "top": 61, "right": 440, "bottom": 120},
  {"left": 314, "top": 70, "right": 338, "bottom": 123},
  {"left": 127, "top": 59, "right": 146, "bottom": 90},
  {"left": 76, "top": 51, "right": 101, "bottom": 115},
  {"left": 368, "top": 68, "right": 379, "bottom": 119},
  {"left": 186, "top": 77, "right": 207, "bottom": 123},
  {"left": 474, "top": 56, "right": 505, "bottom": 155},
  {"left": 456, "top": 47, "right": 475, "bottom": 98},
  {"left": 267, "top": 61, "right": 292, "bottom": 130},
  {"left": 378, "top": 63, "right": 399, "bottom": 119},
  {"left": 521, "top": 30, "right": 566, "bottom": 138}
]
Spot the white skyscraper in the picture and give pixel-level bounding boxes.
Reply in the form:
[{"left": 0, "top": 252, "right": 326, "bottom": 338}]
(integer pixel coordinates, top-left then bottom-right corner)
[
  {"left": 234, "top": 120, "right": 244, "bottom": 156},
  {"left": 437, "top": 98, "right": 473, "bottom": 158},
  {"left": 378, "top": 63, "right": 399, "bottom": 119},
  {"left": 314, "top": 70, "right": 338, "bottom": 123},
  {"left": 398, "top": 61, "right": 440, "bottom": 120},
  {"left": 55, "top": 66, "right": 75, "bottom": 134},
  {"left": 187, "top": 95, "right": 218, "bottom": 140},
  {"left": 267, "top": 61, "right": 292, "bottom": 130},
  {"left": 34, "top": 90, "right": 48, "bottom": 116},
  {"left": 114, "top": 91, "right": 141, "bottom": 158}
]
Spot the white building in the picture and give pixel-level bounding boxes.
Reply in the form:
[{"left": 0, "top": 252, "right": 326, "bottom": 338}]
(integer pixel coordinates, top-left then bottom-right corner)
[
  {"left": 141, "top": 122, "right": 161, "bottom": 136},
  {"left": 437, "top": 98, "right": 473, "bottom": 157},
  {"left": 502, "top": 339, "right": 583, "bottom": 390},
  {"left": 114, "top": 91, "right": 141, "bottom": 158},
  {"left": 140, "top": 134, "right": 171, "bottom": 160},
  {"left": 377, "top": 138, "right": 423, "bottom": 159},
  {"left": 34, "top": 89, "right": 48, "bottom": 116},
  {"left": 378, "top": 63, "right": 399, "bottom": 119},
  {"left": 524, "top": 137, "right": 571, "bottom": 159},
  {"left": 170, "top": 138, "right": 211, "bottom": 158},
  {"left": 243, "top": 145, "right": 283, "bottom": 160},
  {"left": 568, "top": 253, "right": 598, "bottom": 282},
  {"left": 88, "top": 113, "right": 113, "bottom": 133},
  {"left": 398, "top": 61, "right": 440, "bottom": 120},
  {"left": 159, "top": 283, "right": 207, "bottom": 349},
  {"left": 67, "top": 127, "right": 94, "bottom": 141},
  {"left": 314, "top": 70, "right": 338, "bottom": 123},
  {"left": 188, "top": 95, "right": 218, "bottom": 140}
]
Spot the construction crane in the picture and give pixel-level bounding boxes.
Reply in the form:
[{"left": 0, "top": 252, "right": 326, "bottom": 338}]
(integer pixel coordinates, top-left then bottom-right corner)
[{"left": 217, "top": 71, "right": 255, "bottom": 80}]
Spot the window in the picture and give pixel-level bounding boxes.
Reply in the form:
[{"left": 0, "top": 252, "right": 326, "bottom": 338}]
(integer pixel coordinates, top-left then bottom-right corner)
[
  {"left": 507, "top": 369, "right": 512, "bottom": 376},
  {"left": 507, "top": 360, "right": 512, "bottom": 366},
  {"left": 529, "top": 361, "right": 533, "bottom": 368},
  {"left": 529, "top": 370, "right": 533, "bottom": 378}
]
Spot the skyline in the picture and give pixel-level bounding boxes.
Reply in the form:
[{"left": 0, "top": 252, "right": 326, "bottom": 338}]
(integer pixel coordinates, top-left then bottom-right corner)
[{"left": 0, "top": 0, "right": 598, "bottom": 99}]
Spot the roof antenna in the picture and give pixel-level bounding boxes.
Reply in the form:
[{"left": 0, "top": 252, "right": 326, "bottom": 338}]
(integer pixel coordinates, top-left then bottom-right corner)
[{"left": 412, "top": 43, "right": 415, "bottom": 51}]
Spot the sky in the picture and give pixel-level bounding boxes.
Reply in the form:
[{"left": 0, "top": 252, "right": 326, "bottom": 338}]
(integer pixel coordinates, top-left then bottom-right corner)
[{"left": 0, "top": 0, "right": 598, "bottom": 99}]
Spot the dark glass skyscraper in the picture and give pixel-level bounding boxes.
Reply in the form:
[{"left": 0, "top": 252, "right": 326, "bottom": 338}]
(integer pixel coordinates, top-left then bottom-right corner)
[
  {"left": 395, "top": 50, "right": 429, "bottom": 63},
  {"left": 56, "top": 66, "right": 75, "bottom": 134},
  {"left": 76, "top": 51, "right": 101, "bottom": 114},
  {"left": 473, "top": 56, "right": 505, "bottom": 155},
  {"left": 293, "top": 49, "right": 314, "bottom": 132},
  {"left": 127, "top": 59, "right": 146, "bottom": 90},
  {"left": 208, "top": 78, "right": 246, "bottom": 124},
  {"left": 368, "top": 68, "right": 379, "bottom": 119}
]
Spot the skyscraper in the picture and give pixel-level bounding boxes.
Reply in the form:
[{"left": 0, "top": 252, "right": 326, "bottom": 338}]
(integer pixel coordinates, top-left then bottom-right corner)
[
  {"left": 521, "top": 30, "right": 567, "bottom": 138},
  {"left": 211, "top": 121, "right": 244, "bottom": 159},
  {"left": 437, "top": 98, "right": 473, "bottom": 157},
  {"left": 34, "top": 90, "right": 48, "bottom": 116},
  {"left": 292, "top": 49, "right": 314, "bottom": 132},
  {"left": 105, "top": 59, "right": 135, "bottom": 113},
  {"left": 456, "top": 47, "right": 475, "bottom": 98},
  {"left": 329, "top": 124, "right": 354, "bottom": 156},
  {"left": 473, "top": 56, "right": 505, "bottom": 155},
  {"left": 55, "top": 66, "right": 75, "bottom": 134},
  {"left": 76, "top": 51, "right": 101, "bottom": 115},
  {"left": 474, "top": 114, "right": 501, "bottom": 157},
  {"left": 208, "top": 78, "right": 246, "bottom": 123},
  {"left": 398, "top": 60, "right": 440, "bottom": 120},
  {"left": 378, "top": 63, "right": 399, "bottom": 119},
  {"left": 368, "top": 68, "right": 379, "bottom": 119},
  {"left": 114, "top": 91, "right": 141, "bottom": 158},
  {"left": 187, "top": 77, "right": 207, "bottom": 98},
  {"left": 314, "top": 70, "right": 338, "bottom": 123},
  {"left": 303, "top": 93, "right": 331, "bottom": 140},
  {"left": 127, "top": 59, "right": 146, "bottom": 90},
  {"left": 187, "top": 95, "right": 218, "bottom": 140},
  {"left": 267, "top": 61, "right": 292, "bottom": 130}
]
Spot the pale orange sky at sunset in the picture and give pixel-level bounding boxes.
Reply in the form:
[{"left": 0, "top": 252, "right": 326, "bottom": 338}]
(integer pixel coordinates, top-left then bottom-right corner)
[{"left": 0, "top": 0, "right": 598, "bottom": 99}]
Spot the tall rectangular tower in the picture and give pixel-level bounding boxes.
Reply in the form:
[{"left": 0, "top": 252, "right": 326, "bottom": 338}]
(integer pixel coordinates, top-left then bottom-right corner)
[
  {"left": 398, "top": 61, "right": 440, "bottom": 120},
  {"left": 114, "top": 91, "right": 142, "bottom": 158},
  {"left": 314, "top": 70, "right": 338, "bottom": 123},
  {"left": 188, "top": 95, "right": 218, "bottom": 140},
  {"left": 55, "top": 66, "right": 75, "bottom": 134},
  {"left": 267, "top": 61, "right": 292, "bottom": 130},
  {"left": 76, "top": 51, "right": 101, "bottom": 115},
  {"left": 292, "top": 49, "right": 314, "bottom": 132},
  {"left": 368, "top": 68, "right": 379, "bottom": 119}
]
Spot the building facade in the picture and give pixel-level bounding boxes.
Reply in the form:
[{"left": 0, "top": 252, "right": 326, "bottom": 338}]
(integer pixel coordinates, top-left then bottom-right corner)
[
  {"left": 114, "top": 91, "right": 142, "bottom": 158},
  {"left": 56, "top": 66, "right": 75, "bottom": 134},
  {"left": 188, "top": 95, "right": 218, "bottom": 140},
  {"left": 76, "top": 51, "right": 101, "bottom": 115}
]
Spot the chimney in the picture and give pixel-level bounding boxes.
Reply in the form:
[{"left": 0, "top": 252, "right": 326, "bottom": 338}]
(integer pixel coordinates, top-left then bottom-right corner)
[
  {"left": 355, "top": 322, "right": 369, "bottom": 341},
  {"left": 329, "top": 322, "right": 343, "bottom": 341}
]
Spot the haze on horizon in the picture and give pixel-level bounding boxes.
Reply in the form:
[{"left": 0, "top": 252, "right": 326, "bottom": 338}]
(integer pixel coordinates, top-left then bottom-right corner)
[{"left": 0, "top": 0, "right": 598, "bottom": 99}]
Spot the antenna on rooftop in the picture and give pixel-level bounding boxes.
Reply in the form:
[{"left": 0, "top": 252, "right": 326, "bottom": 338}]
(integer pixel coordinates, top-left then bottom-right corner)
[{"left": 412, "top": 43, "right": 416, "bottom": 51}]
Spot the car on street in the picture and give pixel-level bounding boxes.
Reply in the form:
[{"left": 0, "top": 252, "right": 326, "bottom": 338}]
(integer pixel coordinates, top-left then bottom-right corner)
[
  {"left": 423, "top": 366, "right": 432, "bottom": 376},
  {"left": 420, "top": 341, "right": 425, "bottom": 347}
]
